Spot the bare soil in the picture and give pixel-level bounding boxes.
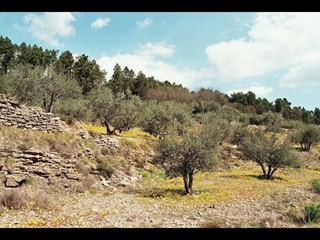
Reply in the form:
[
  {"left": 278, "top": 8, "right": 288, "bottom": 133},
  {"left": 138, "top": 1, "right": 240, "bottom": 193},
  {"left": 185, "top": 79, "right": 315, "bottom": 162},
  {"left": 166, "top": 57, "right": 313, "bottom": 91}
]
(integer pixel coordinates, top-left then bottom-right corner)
[{"left": 1, "top": 175, "right": 320, "bottom": 228}]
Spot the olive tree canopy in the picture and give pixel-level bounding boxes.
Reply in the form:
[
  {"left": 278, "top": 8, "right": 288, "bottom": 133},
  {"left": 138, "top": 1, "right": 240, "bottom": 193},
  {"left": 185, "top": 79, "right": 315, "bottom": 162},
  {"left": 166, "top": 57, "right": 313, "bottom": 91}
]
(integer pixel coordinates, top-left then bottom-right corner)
[
  {"left": 238, "top": 130, "right": 299, "bottom": 180},
  {"left": 153, "top": 120, "right": 222, "bottom": 195}
]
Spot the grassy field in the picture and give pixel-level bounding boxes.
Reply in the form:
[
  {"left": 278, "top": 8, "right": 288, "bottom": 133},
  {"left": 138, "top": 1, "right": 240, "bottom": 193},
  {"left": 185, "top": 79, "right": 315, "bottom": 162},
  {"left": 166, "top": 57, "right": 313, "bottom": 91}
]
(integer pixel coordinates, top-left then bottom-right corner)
[
  {"left": 79, "top": 123, "right": 320, "bottom": 206},
  {"left": 80, "top": 123, "right": 157, "bottom": 141},
  {"left": 135, "top": 166, "right": 320, "bottom": 205}
]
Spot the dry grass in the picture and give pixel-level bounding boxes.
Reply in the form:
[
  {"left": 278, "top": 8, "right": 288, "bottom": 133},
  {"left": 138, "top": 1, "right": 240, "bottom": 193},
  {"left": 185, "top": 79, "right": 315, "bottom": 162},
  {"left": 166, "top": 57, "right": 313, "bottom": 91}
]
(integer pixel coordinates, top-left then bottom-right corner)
[
  {"left": 2, "top": 122, "right": 320, "bottom": 227},
  {"left": 0, "top": 125, "right": 101, "bottom": 159},
  {"left": 199, "top": 218, "right": 228, "bottom": 228},
  {"left": 0, "top": 185, "right": 51, "bottom": 210}
]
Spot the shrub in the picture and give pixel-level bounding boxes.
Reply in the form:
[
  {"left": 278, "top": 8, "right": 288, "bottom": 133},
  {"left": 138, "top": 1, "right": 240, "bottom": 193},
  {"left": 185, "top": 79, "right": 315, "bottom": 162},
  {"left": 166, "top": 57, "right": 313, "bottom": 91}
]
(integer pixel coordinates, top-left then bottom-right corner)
[
  {"left": 0, "top": 186, "right": 50, "bottom": 210},
  {"left": 70, "top": 176, "right": 96, "bottom": 193},
  {"left": 311, "top": 179, "right": 320, "bottom": 193},
  {"left": 305, "top": 203, "right": 320, "bottom": 223},
  {"left": 230, "top": 125, "right": 251, "bottom": 146},
  {"left": 199, "top": 219, "right": 225, "bottom": 228},
  {"left": 285, "top": 207, "right": 306, "bottom": 225},
  {"left": 135, "top": 158, "right": 147, "bottom": 169},
  {"left": 75, "top": 161, "right": 91, "bottom": 176},
  {"left": 100, "top": 147, "right": 110, "bottom": 156},
  {"left": 120, "top": 138, "right": 138, "bottom": 149},
  {"left": 96, "top": 159, "right": 115, "bottom": 179}
]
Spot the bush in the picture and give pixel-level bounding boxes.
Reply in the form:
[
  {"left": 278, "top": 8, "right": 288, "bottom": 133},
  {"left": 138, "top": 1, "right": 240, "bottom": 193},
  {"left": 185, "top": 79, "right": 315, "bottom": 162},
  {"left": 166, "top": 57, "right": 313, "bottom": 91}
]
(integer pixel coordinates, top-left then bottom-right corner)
[
  {"left": 75, "top": 161, "right": 91, "bottom": 176},
  {"left": 100, "top": 147, "right": 110, "bottom": 156},
  {"left": 285, "top": 207, "right": 306, "bottom": 225},
  {"left": 96, "top": 159, "right": 115, "bottom": 179},
  {"left": 280, "top": 119, "right": 304, "bottom": 130},
  {"left": 311, "top": 179, "right": 320, "bottom": 193},
  {"left": 0, "top": 186, "right": 50, "bottom": 210},
  {"left": 305, "top": 203, "right": 320, "bottom": 223}
]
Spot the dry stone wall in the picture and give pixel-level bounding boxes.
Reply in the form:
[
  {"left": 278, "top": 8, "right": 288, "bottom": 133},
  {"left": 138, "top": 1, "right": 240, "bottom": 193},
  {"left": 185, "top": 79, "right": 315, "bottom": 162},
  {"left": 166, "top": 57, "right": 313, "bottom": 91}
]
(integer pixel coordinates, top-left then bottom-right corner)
[
  {"left": 0, "top": 94, "right": 122, "bottom": 189},
  {"left": 0, "top": 94, "right": 70, "bottom": 133},
  {"left": 0, "top": 146, "right": 84, "bottom": 188}
]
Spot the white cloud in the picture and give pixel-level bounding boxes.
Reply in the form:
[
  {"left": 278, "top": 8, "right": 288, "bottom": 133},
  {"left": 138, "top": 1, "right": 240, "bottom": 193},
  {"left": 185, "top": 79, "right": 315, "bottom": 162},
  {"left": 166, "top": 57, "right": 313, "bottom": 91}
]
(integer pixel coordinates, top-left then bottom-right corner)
[
  {"left": 91, "top": 17, "right": 111, "bottom": 29},
  {"left": 136, "top": 42, "right": 175, "bottom": 58},
  {"left": 226, "top": 85, "right": 273, "bottom": 98},
  {"left": 279, "top": 51, "right": 320, "bottom": 88},
  {"left": 23, "top": 12, "right": 76, "bottom": 47},
  {"left": 205, "top": 12, "right": 320, "bottom": 88},
  {"left": 96, "top": 42, "right": 214, "bottom": 89},
  {"left": 136, "top": 18, "right": 153, "bottom": 29}
]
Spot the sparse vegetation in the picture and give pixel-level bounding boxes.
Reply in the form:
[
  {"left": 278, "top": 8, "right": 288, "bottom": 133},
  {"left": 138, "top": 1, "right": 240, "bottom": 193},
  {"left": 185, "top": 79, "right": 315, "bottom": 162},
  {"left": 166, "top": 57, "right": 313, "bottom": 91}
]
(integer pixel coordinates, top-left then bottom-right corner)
[
  {"left": 311, "top": 179, "right": 320, "bottom": 193},
  {"left": 2, "top": 114, "right": 320, "bottom": 227},
  {"left": 305, "top": 203, "right": 320, "bottom": 223},
  {"left": 2, "top": 32, "right": 320, "bottom": 228},
  {"left": 96, "top": 158, "right": 115, "bottom": 179},
  {"left": 285, "top": 207, "right": 306, "bottom": 225},
  {"left": 0, "top": 185, "right": 50, "bottom": 210}
]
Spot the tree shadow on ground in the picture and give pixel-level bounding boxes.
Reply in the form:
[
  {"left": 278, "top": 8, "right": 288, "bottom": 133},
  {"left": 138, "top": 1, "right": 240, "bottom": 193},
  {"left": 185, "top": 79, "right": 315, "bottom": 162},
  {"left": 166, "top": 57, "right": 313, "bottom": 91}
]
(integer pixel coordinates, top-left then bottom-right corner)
[
  {"left": 219, "top": 174, "right": 285, "bottom": 181},
  {"left": 293, "top": 146, "right": 310, "bottom": 152},
  {"left": 122, "top": 187, "right": 187, "bottom": 198},
  {"left": 247, "top": 174, "right": 285, "bottom": 181}
]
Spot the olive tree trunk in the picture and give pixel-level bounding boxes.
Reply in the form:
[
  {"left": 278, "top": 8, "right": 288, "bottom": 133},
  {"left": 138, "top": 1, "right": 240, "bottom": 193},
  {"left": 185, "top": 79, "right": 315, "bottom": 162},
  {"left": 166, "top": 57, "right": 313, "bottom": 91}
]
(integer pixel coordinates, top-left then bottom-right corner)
[{"left": 183, "top": 172, "right": 194, "bottom": 195}]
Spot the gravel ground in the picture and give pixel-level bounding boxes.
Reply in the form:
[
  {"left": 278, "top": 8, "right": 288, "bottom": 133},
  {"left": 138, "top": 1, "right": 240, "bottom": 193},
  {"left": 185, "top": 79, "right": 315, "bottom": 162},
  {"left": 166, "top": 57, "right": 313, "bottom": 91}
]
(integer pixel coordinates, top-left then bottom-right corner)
[{"left": 1, "top": 182, "right": 318, "bottom": 228}]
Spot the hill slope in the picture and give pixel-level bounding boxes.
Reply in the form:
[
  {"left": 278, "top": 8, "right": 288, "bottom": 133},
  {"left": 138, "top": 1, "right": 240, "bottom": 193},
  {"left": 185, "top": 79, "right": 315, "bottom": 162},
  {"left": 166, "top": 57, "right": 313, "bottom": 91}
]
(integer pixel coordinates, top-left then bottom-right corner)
[{"left": 1, "top": 95, "right": 320, "bottom": 228}]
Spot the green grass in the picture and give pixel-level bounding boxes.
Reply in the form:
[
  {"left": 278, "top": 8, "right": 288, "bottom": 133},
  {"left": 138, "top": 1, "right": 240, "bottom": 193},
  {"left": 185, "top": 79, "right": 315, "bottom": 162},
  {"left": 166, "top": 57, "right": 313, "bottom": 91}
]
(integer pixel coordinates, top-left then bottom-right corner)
[
  {"left": 311, "top": 179, "right": 320, "bottom": 193},
  {"left": 80, "top": 123, "right": 157, "bottom": 141},
  {"left": 79, "top": 123, "right": 106, "bottom": 135},
  {"left": 305, "top": 203, "right": 320, "bottom": 223},
  {"left": 135, "top": 166, "right": 320, "bottom": 206}
]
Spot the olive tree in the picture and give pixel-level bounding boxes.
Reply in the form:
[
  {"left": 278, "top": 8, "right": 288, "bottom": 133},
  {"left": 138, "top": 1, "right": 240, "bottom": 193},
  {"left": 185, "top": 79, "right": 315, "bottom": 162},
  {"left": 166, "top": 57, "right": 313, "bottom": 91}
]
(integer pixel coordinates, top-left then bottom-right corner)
[
  {"left": 112, "top": 94, "right": 144, "bottom": 133},
  {"left": 230, "top": 125, "right": 252, "bottom": 146},
  {"left": 54, "top": 97, "right": 92, "bottom": 122},
  {"left": 141, "top": 100, "right": 192, "bottom": 139},
  {"left": 153, "top": 120, "right": 221, "bottom": 195},
  {"left": 289, "top": 124, "right": 320, "bottom": 152},
  {"left": 197, "top": 111, "right": 234, "bottom": 145},
  {"left": 4, "top": 64, "right": 82, "bottom": 112},
  {"left": 238, "top": 130, "right": 299, "bottom": 180},
  {"left": 87, "top": 85, "right": 119, "bottom": 134},
  {"left": 88, "top": 85, "right": 143, "bottom": 135}
]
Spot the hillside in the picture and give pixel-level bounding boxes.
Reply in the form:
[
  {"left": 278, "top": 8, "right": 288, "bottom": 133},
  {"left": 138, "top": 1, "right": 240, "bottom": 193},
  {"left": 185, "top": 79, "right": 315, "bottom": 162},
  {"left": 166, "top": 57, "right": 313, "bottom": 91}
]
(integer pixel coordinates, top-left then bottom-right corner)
[{"left": 1, "top": 95, "right": 320, "bottom": 228}]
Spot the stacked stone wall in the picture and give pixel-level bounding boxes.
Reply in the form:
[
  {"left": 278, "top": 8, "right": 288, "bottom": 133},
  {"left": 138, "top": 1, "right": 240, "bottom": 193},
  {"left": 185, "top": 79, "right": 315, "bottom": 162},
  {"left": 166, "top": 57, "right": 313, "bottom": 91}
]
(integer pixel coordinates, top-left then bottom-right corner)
[
  {"left": 0, "top": 94, "right": 128, "bottom": 189},
  {"left": 0, "top": 94, "right": 70, "bottom": 133}
]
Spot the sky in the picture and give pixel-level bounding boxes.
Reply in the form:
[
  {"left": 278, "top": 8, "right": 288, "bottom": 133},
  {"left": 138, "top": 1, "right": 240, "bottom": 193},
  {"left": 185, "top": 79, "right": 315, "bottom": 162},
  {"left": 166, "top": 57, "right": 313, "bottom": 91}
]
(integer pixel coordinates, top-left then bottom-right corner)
[{"left": 0, "top": 12, "right": 319, "bottom": 111}]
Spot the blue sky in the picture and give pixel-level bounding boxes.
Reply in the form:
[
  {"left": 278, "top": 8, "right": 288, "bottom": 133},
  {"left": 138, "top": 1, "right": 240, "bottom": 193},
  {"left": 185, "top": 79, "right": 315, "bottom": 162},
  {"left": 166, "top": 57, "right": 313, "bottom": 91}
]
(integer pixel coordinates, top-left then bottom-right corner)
[{"left": 0, "top": 12, "right": 319, "bottom": 111}]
